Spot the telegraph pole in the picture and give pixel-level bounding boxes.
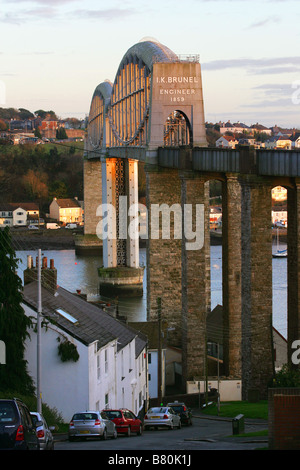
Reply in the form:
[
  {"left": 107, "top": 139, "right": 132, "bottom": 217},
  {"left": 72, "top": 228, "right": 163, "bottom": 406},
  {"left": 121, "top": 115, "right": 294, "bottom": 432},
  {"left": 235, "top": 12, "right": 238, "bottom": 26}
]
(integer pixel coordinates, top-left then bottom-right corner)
[{"left": 37, "top": 249, "right": 42, "bottom": 413}]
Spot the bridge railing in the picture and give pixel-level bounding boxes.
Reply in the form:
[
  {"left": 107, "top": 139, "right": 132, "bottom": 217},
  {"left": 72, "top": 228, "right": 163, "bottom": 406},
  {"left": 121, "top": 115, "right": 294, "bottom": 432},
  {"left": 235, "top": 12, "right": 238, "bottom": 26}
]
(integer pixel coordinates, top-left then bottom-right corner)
[
  {"left": 257, "top": 149, "right": 300, "bottom": 177},
  {"left": 193, "top": 147, "right": 240, "bottom": 173},
  {"left": 158, "top": 146, "right": 240, "bottom": 173},
  {"left": 158, "top": 146, "right": 300, "bottom": 178}
]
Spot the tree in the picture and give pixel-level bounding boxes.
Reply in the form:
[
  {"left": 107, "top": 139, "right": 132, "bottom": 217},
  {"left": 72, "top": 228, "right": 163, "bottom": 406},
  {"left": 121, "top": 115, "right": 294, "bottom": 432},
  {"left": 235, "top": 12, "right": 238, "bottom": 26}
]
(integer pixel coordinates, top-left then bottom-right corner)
[
  {"left": 22, "top": 169, "right": 48, "bottom": 201},
  {"left": 34, "top": 127, "right": 42, "bottom": 139},
  {"left": 56, "top": 127, "right": 68, "bottom": 140},
  {"left": 0, "top": 227, "right": 34, "bottom": 394}
]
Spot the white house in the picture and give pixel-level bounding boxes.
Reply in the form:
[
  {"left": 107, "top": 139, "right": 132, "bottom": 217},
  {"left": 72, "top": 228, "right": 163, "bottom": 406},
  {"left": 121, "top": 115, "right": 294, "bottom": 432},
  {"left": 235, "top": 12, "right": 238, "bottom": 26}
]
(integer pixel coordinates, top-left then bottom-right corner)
[
  {"left": 290, "top": 132, "right": 300, "bottom": 149},
  {"left": 216, "top": 135, "right": 238, "bottom": 149},
  {"left": 0, "top": 204, "right": 27, "bottom": 227},
  {"left": 22, "top": 258, "right": 148, "bottom": 422},
  {"left": 265, "top": 136, "right": 292, "bottom": 150},
  {"left": 49, "top": 197, "right": 83, "bottom": 225}
]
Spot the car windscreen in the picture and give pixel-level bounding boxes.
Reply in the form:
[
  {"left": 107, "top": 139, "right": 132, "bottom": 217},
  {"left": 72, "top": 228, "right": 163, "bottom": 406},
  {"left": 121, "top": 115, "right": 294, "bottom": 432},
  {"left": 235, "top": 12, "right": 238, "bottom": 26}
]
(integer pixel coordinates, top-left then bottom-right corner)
[
  {"left": 0, "top": 402, "right": 18, "bottom": 425},
  {"left": 72, "top": 413, "right": 98, "bottom": 421},
  {"left": 149, "top": 407, "right": 167, "bottom": 414},
  {"left": 170, "top": 406, "right": 184, "bottom": 412},
  {"left": 105, "top": 411, "right": 122, "bottom": 419}
]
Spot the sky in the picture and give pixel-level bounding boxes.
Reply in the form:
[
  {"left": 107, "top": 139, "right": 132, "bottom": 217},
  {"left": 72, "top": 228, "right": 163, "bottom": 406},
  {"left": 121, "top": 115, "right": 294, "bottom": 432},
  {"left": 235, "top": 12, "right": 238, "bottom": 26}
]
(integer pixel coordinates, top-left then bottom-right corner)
[{"left": 0, "top": 0, "right": 300, "bottom": 128}]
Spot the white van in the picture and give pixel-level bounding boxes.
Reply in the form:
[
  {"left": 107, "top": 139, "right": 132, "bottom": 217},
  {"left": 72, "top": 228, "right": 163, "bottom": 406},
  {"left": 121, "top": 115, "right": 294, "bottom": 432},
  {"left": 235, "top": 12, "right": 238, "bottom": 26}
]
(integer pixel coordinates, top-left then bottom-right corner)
[
  {"left": 46, "top": 223, "right": 60, "bottom": 230},
  {"left": 65, "top": 223, "right": 77, "bottom": 229}
]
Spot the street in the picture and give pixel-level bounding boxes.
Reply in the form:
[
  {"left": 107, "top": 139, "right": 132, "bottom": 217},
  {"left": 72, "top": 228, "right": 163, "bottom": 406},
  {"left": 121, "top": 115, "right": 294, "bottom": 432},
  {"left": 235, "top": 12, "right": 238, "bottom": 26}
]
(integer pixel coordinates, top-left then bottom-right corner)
[{"left": 53, "top": 414, "right": 268, "bottom": 452}]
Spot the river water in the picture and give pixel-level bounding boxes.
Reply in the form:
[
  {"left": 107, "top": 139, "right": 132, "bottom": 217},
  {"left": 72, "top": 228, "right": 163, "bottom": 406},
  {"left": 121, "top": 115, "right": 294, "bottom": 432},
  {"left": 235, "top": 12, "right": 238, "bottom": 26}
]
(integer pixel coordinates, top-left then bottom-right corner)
[{"left": 16, "top": 242, "right": 288, "bottom": 339}]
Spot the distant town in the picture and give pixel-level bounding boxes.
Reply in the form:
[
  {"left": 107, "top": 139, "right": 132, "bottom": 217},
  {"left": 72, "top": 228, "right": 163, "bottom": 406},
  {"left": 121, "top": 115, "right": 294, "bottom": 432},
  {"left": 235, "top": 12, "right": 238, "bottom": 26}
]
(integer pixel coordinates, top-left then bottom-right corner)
[
  {"left": 0, "top": 107, "right": 300, "bottom": 149},
  {"left": 0, "top": 108, "right": 291, "bottom": 231}
]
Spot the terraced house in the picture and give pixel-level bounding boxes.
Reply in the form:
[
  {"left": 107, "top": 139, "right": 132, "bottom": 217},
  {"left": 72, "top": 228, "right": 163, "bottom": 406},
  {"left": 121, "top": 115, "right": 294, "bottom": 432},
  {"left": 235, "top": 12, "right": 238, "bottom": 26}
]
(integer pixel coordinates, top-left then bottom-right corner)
[
  {"left": 22, "top": 257, "right": 148, "bottom": 422},
  {"left": 49, "top": 197, "right": 83, "bottom": 225}
]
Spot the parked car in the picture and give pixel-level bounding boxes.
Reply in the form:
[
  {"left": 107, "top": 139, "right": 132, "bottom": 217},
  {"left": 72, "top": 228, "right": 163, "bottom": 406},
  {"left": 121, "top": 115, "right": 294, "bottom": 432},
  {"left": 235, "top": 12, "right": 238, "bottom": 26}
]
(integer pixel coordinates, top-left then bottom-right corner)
[
  {"left": 30, "top": 412, "right": 55, "bottom": 450},
  {"left": 65, "top": 223, "right": 77, "bottom": 229},
  {"left": 104, "top": 409, "right": 143, "bottom": 436},
  {"left": 144, "top": 406, "right": 181, "bottom": 430},
  {"left": 167, "top": 401, "right": 192, "bottom": 425},
  {"left": 68, "top": 411, "right": 117, "bottom": 441},
  {"left": 0, "top": 398, "right": 40, "bottom": 450},
  {"left": 28, "top": 225, "right": 39, "bottom": 230}
]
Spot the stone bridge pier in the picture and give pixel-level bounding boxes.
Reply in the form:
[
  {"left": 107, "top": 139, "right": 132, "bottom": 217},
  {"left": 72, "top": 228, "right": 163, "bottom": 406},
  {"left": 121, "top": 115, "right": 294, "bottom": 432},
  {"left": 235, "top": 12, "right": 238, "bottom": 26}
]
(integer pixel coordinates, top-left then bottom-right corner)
[{"left": 146, "top": 164, "right": 275, "bottom": 398}]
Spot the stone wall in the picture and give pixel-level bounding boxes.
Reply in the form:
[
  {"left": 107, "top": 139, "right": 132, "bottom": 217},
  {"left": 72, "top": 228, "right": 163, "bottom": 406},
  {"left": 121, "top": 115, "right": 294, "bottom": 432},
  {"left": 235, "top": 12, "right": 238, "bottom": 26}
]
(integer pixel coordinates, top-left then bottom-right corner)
[
  {"left": 83, "top": 159, "right": 102, "bottom": 236},
  {"left": 146, "top": 166, "right": 182, "bottom": 348}
]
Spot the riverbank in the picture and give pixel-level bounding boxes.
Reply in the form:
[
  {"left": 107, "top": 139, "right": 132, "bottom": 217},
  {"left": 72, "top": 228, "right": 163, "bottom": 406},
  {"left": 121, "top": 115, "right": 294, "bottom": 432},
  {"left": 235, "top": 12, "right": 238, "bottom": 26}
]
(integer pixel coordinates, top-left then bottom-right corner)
[
  {"left": 9, "top": 227, "right": 287, "bottom": 251},
  {"left": 10, "top": 227, "right": 78, "bottom": 250}
]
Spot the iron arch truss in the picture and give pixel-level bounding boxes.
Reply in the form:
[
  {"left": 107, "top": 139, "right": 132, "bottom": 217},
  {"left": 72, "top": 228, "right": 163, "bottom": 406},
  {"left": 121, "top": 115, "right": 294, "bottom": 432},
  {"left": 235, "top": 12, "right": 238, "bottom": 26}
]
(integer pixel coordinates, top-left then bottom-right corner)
[
  {"left": 87, "top": 81, "right": 112, "bottom": 152},
  {"left": 108, "top": 40, "right": 178, "bottom": 147}
]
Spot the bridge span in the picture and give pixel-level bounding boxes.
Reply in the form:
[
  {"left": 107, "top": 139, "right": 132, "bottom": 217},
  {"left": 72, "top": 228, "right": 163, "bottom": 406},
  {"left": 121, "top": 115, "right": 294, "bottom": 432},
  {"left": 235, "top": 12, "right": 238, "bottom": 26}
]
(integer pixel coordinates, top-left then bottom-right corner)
[{"left": 83, "top": 39, "right": 300, "bottom": 400}]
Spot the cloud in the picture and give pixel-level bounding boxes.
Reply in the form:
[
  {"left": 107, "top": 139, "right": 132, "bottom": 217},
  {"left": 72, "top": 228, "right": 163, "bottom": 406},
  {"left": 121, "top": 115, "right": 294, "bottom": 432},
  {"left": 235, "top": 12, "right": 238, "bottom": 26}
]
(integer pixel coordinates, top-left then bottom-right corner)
[
  {"left": 247, "top": 16, "right": 280, "bottom": 29},
  {"left": 243, "top": 97, "right": 294, "bottom": 108},
  {"left": 3, "top": 0, "right": 77, "bottom": 4},
  {"left": 0, "top": 3, "right": 136, "bottom": 24},
  {"left": 0, "top": 7, "right": 57, "bottom": 24},
  {"left": 254, "top": 83, "right": 295, "bottom": 96},
  {"left": 202, "top": 56, "right": 300, "bottom": 75},
  {"left": 70, "top": 8, "right": 136, "bottom": 21}
]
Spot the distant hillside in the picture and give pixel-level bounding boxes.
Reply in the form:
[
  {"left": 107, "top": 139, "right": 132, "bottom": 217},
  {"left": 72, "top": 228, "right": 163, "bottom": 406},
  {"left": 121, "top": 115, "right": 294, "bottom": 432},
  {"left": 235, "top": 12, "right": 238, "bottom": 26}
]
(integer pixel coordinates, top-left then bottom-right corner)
[{"left": 0, "top": 141, "right": 84, "bottom": 215}]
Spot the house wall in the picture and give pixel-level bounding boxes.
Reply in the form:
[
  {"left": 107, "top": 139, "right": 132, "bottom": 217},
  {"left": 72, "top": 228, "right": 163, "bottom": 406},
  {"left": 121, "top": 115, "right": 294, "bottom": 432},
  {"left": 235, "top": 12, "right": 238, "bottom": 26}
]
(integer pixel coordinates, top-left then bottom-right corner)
[
  {"left": 116, "top": 344, "right": 147, "bottom": 415},
  {"left": 59, "top": 206, "right": 82, "bottom": 224},
  {"left": 49, "top": 200, "right": 60, "bottom": 220},
  {"left": 13, "top": 208, "right": 27, "bottom": 226},
  {"left": 147, "top": 350, "right": 166, "bottom": 400},
  {"left": 88, "top": 339, "right": 118, "bottom": 412},
  {"left": 187, "top": 379, "right": 242, "bottom": 401},
  {"left": 23, "top": 304, "right": 89, "bottom": 422}
]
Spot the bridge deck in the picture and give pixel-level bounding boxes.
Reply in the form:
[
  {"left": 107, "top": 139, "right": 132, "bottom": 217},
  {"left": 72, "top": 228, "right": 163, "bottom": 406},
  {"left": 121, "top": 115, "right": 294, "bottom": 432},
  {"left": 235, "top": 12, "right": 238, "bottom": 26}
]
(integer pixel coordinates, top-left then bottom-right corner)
[{"left": 89, "top": 146, "right": 300, "bottom": 178}]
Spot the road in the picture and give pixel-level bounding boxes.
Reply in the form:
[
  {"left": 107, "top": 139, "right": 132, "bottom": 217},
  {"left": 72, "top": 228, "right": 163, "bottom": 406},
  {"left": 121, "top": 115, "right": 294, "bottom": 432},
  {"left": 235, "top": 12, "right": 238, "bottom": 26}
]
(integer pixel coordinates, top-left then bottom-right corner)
[{"left": 53, "top": 414, "right": 268, "bottom": 453}]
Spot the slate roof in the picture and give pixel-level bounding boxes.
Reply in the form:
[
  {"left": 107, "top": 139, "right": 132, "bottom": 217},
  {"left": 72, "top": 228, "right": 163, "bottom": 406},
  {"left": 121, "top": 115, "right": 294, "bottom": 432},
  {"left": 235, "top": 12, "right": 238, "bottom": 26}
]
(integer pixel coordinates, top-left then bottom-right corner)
[
  {"left": 22, "top": 282, "right": 147, "bottom": 357},
  {"left": 53, "top": 198, "right": 81, "bottom": 208}
]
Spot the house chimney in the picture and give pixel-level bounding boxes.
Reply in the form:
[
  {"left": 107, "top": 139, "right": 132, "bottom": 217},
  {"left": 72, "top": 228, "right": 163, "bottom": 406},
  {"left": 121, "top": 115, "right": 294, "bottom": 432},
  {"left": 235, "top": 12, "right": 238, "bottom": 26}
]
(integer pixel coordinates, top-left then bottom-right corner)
[{"left": 24, "top": 257, "right": 57, "bottom": 295}]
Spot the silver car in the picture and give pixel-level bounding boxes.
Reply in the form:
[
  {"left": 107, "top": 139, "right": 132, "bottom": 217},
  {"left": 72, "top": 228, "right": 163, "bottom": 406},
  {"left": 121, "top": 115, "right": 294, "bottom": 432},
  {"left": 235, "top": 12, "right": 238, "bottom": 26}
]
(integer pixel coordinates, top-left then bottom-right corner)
[
  {"left": 30, "top": 412, "right": 55, "bottom": 450},
  {"left": 68, "top": 411, "right": 117, "bottom": 441},
  {"left": 144, "top": 407, "right": 181, "bottom": 430}
]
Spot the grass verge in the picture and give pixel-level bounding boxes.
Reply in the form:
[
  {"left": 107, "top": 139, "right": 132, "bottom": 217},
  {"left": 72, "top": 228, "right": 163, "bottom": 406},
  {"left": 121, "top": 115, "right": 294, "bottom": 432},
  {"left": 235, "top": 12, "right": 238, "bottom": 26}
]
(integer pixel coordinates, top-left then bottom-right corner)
[{"left": 201, "top": 400, "right": 268, "bottom": 420}]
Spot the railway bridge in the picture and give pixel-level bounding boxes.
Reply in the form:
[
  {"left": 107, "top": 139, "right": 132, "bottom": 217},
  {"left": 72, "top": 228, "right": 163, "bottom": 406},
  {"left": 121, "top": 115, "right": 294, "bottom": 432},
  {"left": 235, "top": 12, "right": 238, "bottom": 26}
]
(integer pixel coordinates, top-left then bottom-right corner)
[{"left": 83, "top": 39, "right": 300, "bottom": 399}]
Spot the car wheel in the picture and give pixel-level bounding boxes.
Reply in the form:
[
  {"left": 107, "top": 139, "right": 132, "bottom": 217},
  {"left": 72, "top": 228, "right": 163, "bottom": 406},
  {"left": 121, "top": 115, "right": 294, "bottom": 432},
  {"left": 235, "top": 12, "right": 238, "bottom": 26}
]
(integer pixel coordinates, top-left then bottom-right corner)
[
  {"left": 102, "top": 429, "right": 107, "bottom": 440},
  {"left": 127, "top": 426, "right": 131, "bottom": 437},
  {"left": 137, "top": 424, "right": 143, "bottom": 436}
]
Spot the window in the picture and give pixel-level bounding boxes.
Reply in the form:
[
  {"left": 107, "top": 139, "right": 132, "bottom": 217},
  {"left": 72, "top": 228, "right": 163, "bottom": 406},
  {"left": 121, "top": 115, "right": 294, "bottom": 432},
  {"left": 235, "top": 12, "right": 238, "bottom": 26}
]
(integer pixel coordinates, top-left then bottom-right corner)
[
  {"left": 97, "top": 355, "right": 100, "bottom": 381},
  {"left": 129, "top": 343, "right": 132, "bottom": 371},
  {"left": 104, "top": 349, "right": 108, "bottom": 374},
  {"left": 148, "top": 353, "right": 151, "bottom": 364},
  {"left": 56, "top": 309, "right": 78, "bottom": 324},
  {"left": 121, "top": 350, "right": 124, "bottom": 379},
  {"left": 105, "top": 393, "right": 109, "bottom": 409}
]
